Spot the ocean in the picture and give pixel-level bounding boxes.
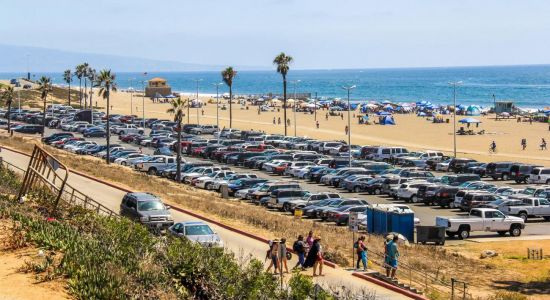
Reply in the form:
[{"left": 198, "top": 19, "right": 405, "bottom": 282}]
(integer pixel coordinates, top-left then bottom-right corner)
[{"left": 3, "top": 65, "right": 550, "bottom": 108}]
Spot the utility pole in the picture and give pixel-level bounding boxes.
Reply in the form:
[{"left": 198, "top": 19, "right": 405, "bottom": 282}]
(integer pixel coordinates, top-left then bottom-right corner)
[
  {"left": 291, "top": 80, "right": 301, "bottom": 136},
  {"left": 213, "top": 83, "right": 224, "bottom": 130},
  {"left": 342, "top": 85, "right": 356, "bottom": 167},
  {"left": 194, "top": 79, "right": 203, "bottom": 124}
]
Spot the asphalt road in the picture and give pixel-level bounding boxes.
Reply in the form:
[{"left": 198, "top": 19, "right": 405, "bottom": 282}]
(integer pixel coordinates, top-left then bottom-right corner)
[{"left": 0, "top": 135, "right": 408, "bottom": 299}]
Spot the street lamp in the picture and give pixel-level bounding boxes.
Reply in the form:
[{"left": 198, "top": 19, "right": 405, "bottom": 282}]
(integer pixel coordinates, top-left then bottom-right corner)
[
  {"left": 291, "top": 80, "right": 301, "bottom": 136},
  {"left": 448, "top": 81, "right": 463, "bottom": 158},
  {"left": 128, "top": 78, "right": 136, "bottom": 115},
  {"left": 141, "top": 74, "right": 148, "bottom": 127},
  {"left": 212, "top": 82, "right": 224, "bottom": 130},
  {"left": 342, "top": 85, "right": 356, "bottom": 167},
  {"left": 193, "top": 79, "right": 203, "bottom": 124}
]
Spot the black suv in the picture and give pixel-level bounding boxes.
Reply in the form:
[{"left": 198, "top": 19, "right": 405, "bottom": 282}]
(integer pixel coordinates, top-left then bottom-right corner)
[
  {"left": 13, "top": 124, "right": 43, "bottom": 134},
  {"left": 485, "top": 162, "right": 515, "bottom": 181},
  {"left": 432, "top": 186, "right": 460, "bottom": 208},
  {"left": 440, "top": 174, "right": 481, "bottom": 186},
  {"left": 448, "top": 158, "right": 477, "bottom": 173},
  {"left": 510, "top": 164, "right": 542, "bottom": 184}
]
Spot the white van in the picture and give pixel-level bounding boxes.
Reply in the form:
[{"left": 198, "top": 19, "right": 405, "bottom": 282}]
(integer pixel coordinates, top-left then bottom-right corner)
[
  {"left": 372, "top": 147, "right": 408, "bottom": 161},
  {"left": 529, "top": 167, "right": 550, "bottom": 184}
]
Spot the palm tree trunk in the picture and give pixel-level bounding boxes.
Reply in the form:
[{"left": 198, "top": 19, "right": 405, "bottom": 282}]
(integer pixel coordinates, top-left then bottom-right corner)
[
  {"left": 68, "top": 82, "right": 71, "bottom": 106},
  {"left": 84, "top": 78, "right": 87, "bottom": 109},
  {"left": 283, "top": 77, "right": 287, "bottom": 136},
  {"left": 89, "top": 85, "right": 93, "bottom": 109},
  {"left": 229, "top": 86, "right": 233, "bottom": 128},
  {"left": 42, "top": 97, "right": 46, "bottom": 138},
  {"left": 79, "top": 78, "right": 82, "bottom": 108},
  {"left": 106, "top": 92, "right": 110, "bottom": 164},
  {"left": 7, "top": 101, "right": 11, "bottom": 134},
  {"left": 176, "top": 120, "right": 182, "bottom": 181}
]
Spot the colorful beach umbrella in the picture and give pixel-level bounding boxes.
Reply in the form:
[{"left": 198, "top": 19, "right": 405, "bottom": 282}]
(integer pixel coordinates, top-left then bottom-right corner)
[{"left": 458, "top": 117, "right": 481, "bottom": 124}]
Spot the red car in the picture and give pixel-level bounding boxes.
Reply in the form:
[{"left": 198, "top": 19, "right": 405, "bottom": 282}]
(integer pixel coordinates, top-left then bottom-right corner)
[
  {"left": 273, "top": 162, "right": 290, "bottom": 175},
  {"left": 119, "top": 133, "right": 140, "bottom": 143},
  {"left": 119, "top": 115, "right": 137, "bottom": 123},
  {"left": 243, "top": 144, "right": 275, "bottom": 152},
  {"left": 53, "top": 137, "right": 84, "bottom": 148}
]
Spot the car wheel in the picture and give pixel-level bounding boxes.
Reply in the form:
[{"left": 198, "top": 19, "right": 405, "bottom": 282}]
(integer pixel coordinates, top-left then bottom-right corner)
[
  {"left": 546, "top": 179, "right": 550, "bottom": 185},
  {"left": 518, "top": 212, "right": 528, "bottom": 222},
  {"left": 205, "top": 183, "right": 212, "bottom": 190},
  {"left": 497, "top": 231, "right": 507, "bottom": 236},
  {"left": 449, "top": 202, "right": 455, "bottom": 209},
  {"left": 120, "top": 131, "right": 125, "bottom": 135},
  {"left": 544, "top": 216, "right": 550, "bottom": 221},
  {"left": 374, "top": 188, "right": 381, "bottom": 195},
  {"left": 502, "top": 173, "right": 509, "bottom": 181},
  {"left": 509, "top": 226, "right": 522, "bottom": 237},
  {"left": 354, "top": 186, "right": 361, "bottom": 193},
  {"left": 411, "top": 195, "right": 418, "bottom": 203},
  {"left": 283, "top": 203, "right": 291, "bottom": 212},
  {"left": 148, "top": 168, "right": 157, "bottom": 175},
  {"left": 458, "top": 228, "right": 470, "bottom": 239},
  {"left": 122, "top": 162, "right": 127, "bottom": 166}
]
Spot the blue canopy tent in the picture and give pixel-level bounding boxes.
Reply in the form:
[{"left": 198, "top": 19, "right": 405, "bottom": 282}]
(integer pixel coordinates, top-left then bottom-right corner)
[
  {"left": 164, "top": 94, "right": 177, "bottom": 99},
  {"left": 459, "top": 117, "right": 481, "bottom": 124},
  {"left": 377, "top": 111, "right": 392, "bottom": 116},
  {"left": 380, "top": 115, "right": 396, "bottom": 125},
  {"left": 465, "top": 105, "right": 481, "bottom": 116},
  {"left": 417, "top": 112, "right": 427, "bottom": 117}
]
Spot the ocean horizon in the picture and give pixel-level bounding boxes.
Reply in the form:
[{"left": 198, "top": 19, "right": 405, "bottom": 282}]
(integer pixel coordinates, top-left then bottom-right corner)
[{"left": 2, "top": 64, "right": 550, "bottom": 108}]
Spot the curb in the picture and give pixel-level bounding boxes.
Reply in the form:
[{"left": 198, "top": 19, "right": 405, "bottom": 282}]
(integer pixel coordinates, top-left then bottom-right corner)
[{"left": 352, "top": 273, "right": 427, "bottom": 300}]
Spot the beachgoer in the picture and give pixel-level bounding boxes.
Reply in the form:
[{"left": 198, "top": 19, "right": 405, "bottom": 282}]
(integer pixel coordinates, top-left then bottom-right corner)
[
  {"left": 385, "top": 235, "right": 400, "bottom": 279},
  {"left": 201, "top": 109, "right": 204, "bottom": 115},
  {"left": 267, "top": 240, "right": 281, "bottom": 274},
  {"left": 341, "top": 114, "right": 344, "bottom": 120},
  {"left": 354, "top": 235, "right": 368, "bottom": 271},
  {"left": 280, "top": 238, "right": 289, "bottom": 273},
  {"left": 273, "top": 117, "right": 276, "bottom": 125},
  {"left": 521, "top": 138, "right": 527, "bottom": 150},
  {"left": 278, "top": 117, "right": 281, "bottom": 125},
  {"left": 325, "top": 113, "right": 329, "bottom": 120},
  {"left": 139, "top": 146, "right": 143, "bottom": 154},
  {"left": 345, "top": 125, "right": 349, "bottom": 135},
  {"left": 265, "top": 240, "right": 274, "bottom": 272},
  {"left": 287, "top": 119, "right": 291, "bottom": 126},
  {"left": 304, "top": 236, "right": 323, "bottom": 276},
  {"left": 293, "top": 235, "right": 306, "bottom": 270},
  {"left": 316, "top": 121, "right": 319, "bottom": 129},
  {"left": 306, "top": 231, "right": 314, "bottom": 249},
  {"left": 541, "top": 138, "right": 547, "bottom": 150},
  {"left": 490, "top": 141, "right": 497, "bottom": 153}
]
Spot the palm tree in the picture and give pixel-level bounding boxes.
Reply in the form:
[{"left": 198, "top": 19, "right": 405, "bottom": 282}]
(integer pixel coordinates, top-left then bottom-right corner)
[
  {"left": 36, "top": 76, "right": 52, "bottom": 137},
  {"left": 221, "top": 67, "right": 237, "bottom": 128},
  {"left": 0, "top": 84, "right": 14, "bottom": 133},
  {"left": 167, "top": 97, "right": 187, "bottom": 181},
  {"left": 87, "top": 68, "right": 97, "bottom": 109},
  {"left": 95, "top": 69, "right": 117, "bottom": 164},
  {"left": 63, "top": 69, "right": 73, "bottom": 106},
  {"left": 273, "top": 52, "right": 293, "bottom": 135},
  {"left": 75, "top": 64, "right": 85, "bottom": 107}
]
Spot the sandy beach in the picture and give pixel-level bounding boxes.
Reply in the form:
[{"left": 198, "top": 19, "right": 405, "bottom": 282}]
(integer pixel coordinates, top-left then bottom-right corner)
[{"left": 87, "top": 90, "right": 550, "bottom": 166}]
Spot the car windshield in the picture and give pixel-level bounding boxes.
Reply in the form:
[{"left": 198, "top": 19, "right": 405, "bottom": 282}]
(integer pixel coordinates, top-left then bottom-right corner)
[
  {"left": 138, "top": 200, "right": 165, "bottom": 211},
  {"left": 522, "top": 188, "right": 536, "bottom": 195},
  {"left": 185, "top": 225, "right": 214, "bottom": 236},
  {"left": 491, "top": 199, "right": 506, "bottom": 205}
]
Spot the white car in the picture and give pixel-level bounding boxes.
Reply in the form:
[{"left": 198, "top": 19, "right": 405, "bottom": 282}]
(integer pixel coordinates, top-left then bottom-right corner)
[
  {"left": 64, "top": 141, "right": 95, "bottom": 153},
  {"left": 435, "top": 159, "right": 451, "bottom": 171},
  {"left": 194, "top": 171, "right": 235, "bottom": 189},
  {"left": 284, "top": 161, "right": 314, "bottom": 177},
  {"left": 319, "top": 142, "right": 344, "bottom": 154},
  {"left": 115, "top": 124, "right": 145, "bottom": 135},
  {"left": 210, "top": 174, "right": 258, "bottom": 191},
  {"left": 115, "top": 153, "right": 148, "bottom": 166},
  {"left": 529, "top": 167, "right": 550, "bottom": 184},
  {"left": 262, "top": 160, "right": 288, "bottom": 172},
  {"left": 396, "top": 181, "right": 430, "bottom": 202},
  {"left": 296, "top": 166, "right": 314, "bottom": 179}
]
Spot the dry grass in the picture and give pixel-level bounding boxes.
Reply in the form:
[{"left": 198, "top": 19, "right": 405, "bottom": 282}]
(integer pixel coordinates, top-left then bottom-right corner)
[{"left": 2, "top": 134, "right": 548, "bottom": 299}]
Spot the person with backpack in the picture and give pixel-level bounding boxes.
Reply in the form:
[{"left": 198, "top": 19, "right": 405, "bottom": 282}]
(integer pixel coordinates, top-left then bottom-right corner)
[
  {"left": 354, "top": 235, "right": 368, "bottom": 271},
  {"left": 293, "top": 235, "right": 306, "bottom": 270}
]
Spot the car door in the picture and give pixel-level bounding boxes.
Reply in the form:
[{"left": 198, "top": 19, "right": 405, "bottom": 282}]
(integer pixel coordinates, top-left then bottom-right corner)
[
  {"left": 537, "top": 199, "right": 550, "bottom": 216},
  {"left": 483, "top": 210, "right": 504, "bottom": 231},
  {"left": 125, "top": 198, "right": 138, "bottom": 220}
]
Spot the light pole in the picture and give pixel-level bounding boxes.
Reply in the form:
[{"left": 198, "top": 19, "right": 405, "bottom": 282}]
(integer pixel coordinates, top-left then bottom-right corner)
[
  {"left": 291, "top": 80, "right": 301, "bottom": 136},
  {"left": 212, "top": 82, "right": 224, "bottom": 130},
  {"left": 342, "top": 85, "right": 356, "bottom": 167},
  {"left": 194, "top": 79, "right": 203, "bottom": 124},
  {"left": 448, "top": 81, "right": 463, "bottom": 158},
  {"left": 141, "top": 78, "right": 146, "bottom": 126},
  {"left": 128, "top": 78, "right": 135, "bottom": 115}
]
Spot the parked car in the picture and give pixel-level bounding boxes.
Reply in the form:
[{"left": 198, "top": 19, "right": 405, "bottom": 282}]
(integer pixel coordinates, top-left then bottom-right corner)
[
  {"left": 529, "top": 167, "right": 550, "bottom": 184},
  {"left": 12, "top": 124, "right": 43, "bottom": 134},
  {"left": 485, "top": 162, "right": 515, "bottom": 180},
  {"left": 506, "top": 198, "right": 550, "bottom": 221},
  {"left": 436, "top": 208, "right": 524, "bottom": 239},
  {"left": 510, "top": 164, "right": 542, "bottom": 184}
]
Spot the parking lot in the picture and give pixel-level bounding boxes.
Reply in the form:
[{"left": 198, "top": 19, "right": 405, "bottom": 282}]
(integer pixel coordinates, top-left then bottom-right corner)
[{"left": 33, "top": 124, "right": 550, "bottom": 240}]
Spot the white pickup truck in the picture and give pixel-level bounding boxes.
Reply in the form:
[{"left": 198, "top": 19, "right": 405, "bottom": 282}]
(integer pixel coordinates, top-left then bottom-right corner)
[
  {"left": 115, "top": 124, "right": 145, "bottom": 135},
  {"left": 436, "top": 208, "right": 525, "bottom": 239},
  {"left": 506, "top": 198, "right": 550, "bottom": 221}
]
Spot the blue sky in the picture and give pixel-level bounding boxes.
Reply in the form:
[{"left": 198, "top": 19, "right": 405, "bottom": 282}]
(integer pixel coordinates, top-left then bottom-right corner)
[{"left": 2, "top": 0, "right": 550, "bottom": 69}]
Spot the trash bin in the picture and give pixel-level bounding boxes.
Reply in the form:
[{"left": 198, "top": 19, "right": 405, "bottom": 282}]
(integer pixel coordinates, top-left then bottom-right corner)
[
  {"left": 416, "top": 226, "right": 446, "bottom": 245},
  {"left": 294, "top": 209, "right": 303, "bottom": 219}
]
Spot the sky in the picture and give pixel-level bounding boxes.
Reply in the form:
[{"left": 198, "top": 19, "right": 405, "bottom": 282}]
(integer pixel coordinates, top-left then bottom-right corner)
[{"left": 2, "top": 0, "right": 550, "bottom": 70}]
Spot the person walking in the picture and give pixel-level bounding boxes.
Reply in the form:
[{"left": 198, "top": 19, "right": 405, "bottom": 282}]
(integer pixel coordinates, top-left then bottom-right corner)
[
  {"left": 278, "top": 117, "right": 281, "bottom": 125},
  {"left": 541, "top": 138, "right": 547, "bottom": 150},
  {"left": 279, "top": 238, "right": 289, "bottom": 274},
  {"left": 325, "top": 113, "right": 329, "bottom": 120},
  {"left": 354, "top": 235, "right": 368, "bottom": 271},
  {"left": 273, "top": 117, "right": 276, "bottom": 125},
  {"left": 521, "top": 138, "right": 527, "bottom": 150},
  {"left": 287, "top": 118, "right": 291, "bottom": 126},
  {"left": 385, "top": 235, "right": 400, "bottom": 279},
  {"left": 316, "top": 120, "right": 320, "bottom": 129},
  {"left": 304, "top": 236, "right": 323, "bottom": 276},
  {"left": 490, "top": 141, "right": 497, "bottom": 153},
  {"left": 293, "top": 235, "right": 306, "bottom": 270},
  {"left": 345, "top": 125, "right": 349, "bottom": 135},
  {"left": 305, "top": 230, "right": 314, "bottom": 250},
  {"left": 266, "top": 240, "right": 281, "bottom": 274},
  {"left": 341, "top": 114, "right": 344, "bottom": 120}
]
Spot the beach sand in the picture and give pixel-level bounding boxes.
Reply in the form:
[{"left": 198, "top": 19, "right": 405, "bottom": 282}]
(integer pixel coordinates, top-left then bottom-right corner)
[{"left": 87, "top": 90, "right": 549, "bottom": 166}]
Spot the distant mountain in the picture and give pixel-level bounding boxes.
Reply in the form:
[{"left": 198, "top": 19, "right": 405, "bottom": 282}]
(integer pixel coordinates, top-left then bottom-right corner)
[{"left": 0, "top": 44, "right": 266, "bottom": 72}]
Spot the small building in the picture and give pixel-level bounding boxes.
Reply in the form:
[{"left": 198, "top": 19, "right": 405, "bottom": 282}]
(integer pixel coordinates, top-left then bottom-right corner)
[
  {"left": 145, "top": 77, "right": 172, "bottom": 98},
  {"left": 495, "top": 101, "right": 514, "bottom": 114}
]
